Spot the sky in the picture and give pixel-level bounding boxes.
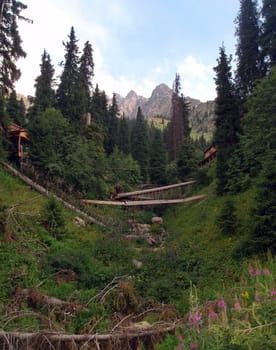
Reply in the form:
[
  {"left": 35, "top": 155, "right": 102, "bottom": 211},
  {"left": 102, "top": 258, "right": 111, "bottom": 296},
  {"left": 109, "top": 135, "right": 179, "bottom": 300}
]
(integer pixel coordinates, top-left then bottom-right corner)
[{"left": 15, "top": 0, "right": 242, "bottom": 102}]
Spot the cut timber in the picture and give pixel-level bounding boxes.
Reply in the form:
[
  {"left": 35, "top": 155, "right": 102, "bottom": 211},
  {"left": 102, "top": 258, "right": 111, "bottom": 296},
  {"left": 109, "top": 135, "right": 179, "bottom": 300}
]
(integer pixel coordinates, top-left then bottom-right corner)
[
  {"left": 2, "top": 162, "right": 106, "bottom": 228},
  {"left": 81, "top": 194, "right": 205, "bottom": 207},
  {"left": 114, "top": 180, "right": 196, "bottom": 199}
]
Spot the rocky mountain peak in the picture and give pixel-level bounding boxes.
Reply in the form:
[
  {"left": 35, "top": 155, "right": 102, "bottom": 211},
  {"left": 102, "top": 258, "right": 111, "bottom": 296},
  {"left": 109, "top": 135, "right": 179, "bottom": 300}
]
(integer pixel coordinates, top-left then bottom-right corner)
[
  {"left": 126, "top": 90, "right": 138, "bottom": 99},
  {"left": 116, "top": 83, "right": 216, "bottom": 136}
]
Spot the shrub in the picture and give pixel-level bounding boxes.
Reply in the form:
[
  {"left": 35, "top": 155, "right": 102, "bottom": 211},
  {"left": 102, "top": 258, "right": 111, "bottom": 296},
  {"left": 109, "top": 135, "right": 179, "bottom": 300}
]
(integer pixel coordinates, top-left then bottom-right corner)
[
  {"left": 216, "top": 199, "right": 237, "bottom": 235},
  {"left": 170, "top": 259, "right": 276, "bottom": 349},
  {"left": 46, "top": 247, "right": 93, "bottom": 287},
  {"left": 40, "top": 196, "right": 65, "bottom": 238}
]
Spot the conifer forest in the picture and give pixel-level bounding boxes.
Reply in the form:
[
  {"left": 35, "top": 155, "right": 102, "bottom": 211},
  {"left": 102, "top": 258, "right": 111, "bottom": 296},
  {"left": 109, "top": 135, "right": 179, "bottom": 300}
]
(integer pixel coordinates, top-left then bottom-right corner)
[{"left": 0, "top": 0, "right": 275, "bottom": 349}]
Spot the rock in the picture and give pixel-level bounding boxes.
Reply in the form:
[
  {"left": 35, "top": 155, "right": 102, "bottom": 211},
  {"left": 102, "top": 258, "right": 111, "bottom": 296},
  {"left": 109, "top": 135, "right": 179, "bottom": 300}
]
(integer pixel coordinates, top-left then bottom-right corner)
[
  {"left": 151, "top": 216, "right": 163, "bottom": 225},
  {"left": 132, "top": 259, "right": 143, "bottom": 269},
  {"left": 74, "top": 216, "right": 86, "bottom": 227}
]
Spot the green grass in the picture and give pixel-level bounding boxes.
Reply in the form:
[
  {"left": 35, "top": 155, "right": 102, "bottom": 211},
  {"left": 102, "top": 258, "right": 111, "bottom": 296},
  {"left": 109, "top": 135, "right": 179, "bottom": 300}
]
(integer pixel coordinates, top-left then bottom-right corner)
[
  {"left": 0, "top": 164, "right": 274, "bottom": 337},
  {"left": 163, "top": 178, "right": 257, "bottom": 302}
]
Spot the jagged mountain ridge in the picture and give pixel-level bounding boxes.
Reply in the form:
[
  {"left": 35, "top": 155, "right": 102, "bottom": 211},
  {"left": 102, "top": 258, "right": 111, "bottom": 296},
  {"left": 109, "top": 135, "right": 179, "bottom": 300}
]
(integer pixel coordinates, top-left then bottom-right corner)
[{"left": 116, "top": 83, "right": 216, "bottom": 136}]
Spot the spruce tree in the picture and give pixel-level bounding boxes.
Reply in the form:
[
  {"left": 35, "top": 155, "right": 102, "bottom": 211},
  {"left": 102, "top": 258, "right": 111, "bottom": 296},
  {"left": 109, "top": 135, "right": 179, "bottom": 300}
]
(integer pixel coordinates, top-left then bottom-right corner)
[
  {"left": 106, "top": 93, "right": 119, "bottom": 155},
  {"left": 131, "top": 106, "right": 150, "bottom": 181},
  {"left": 118, "top": 114, "right": 130, "bottom": 155},
  {"left": 241, "top": 65, "right": 276, "bottom": 179},
  {"left": 150, "top": 128, "right": 168, "bottom": 185},
  {"left": 213, "top": 45, "right": 240, "bottom": 195},
  {"left": 0, "top": 0, "right": 28, "bottom": 99},
  {"left": 56, "top": 27, "right": 85, "bottom": 124},
  {"left": 79, "top": 41, "right": 94, "bottom": 112},
  {"left": 91, "top": 84, "right": 109, "bottom": 128},
  {"left": 235, "top": 0, "right": 261, "bottom": 99},
  {"left": 6, "top": 90, "right": 25, "bottom": 125},
  {"left": 245, "top": 153, "right": 276, "bottom": 255},
  {"left": 168, "top": 73, "right": 190, "bottom": 160},
  {"left": 260, "top": 0, "right": 276, "bottom": 69},
  {"left": 177, "top": 138, "right": 197, "bottom": 181},
  {"left": 32, "top": 50, "right": 55, "bottom": 114}
]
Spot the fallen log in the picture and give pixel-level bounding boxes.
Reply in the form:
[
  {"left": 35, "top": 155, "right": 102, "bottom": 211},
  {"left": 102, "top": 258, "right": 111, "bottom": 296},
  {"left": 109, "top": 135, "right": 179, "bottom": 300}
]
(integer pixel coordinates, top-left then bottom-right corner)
[
  {"left": 81, "top": 194, "right": 206, "bottom": 207},
  {"left": 2, "top": 162, "right": 106, "bottom": 228},
  {"left": 0, "top": 322, "right": 177, "bottom": 349}
]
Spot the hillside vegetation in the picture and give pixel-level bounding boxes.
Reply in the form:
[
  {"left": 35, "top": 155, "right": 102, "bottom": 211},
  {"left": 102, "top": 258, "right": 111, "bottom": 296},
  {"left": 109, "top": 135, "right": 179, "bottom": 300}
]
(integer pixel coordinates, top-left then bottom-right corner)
[
  {"left": 0, "top": 0, "right": 275, "bottom": 348},
  {"left": 0, "top": 162, "right": 275, "bottom": 349}
]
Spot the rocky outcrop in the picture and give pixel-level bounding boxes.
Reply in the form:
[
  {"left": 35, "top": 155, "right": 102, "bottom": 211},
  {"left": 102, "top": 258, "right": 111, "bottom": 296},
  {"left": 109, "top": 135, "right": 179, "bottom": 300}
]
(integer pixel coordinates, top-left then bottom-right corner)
[{"left": 116, "top": 84, "right": 215, "bottom": 137}]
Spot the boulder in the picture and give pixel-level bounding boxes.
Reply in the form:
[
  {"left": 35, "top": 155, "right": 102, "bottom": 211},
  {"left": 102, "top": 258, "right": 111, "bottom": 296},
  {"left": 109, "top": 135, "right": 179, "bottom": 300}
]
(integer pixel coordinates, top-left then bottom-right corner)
[{"left": 151, "top": 216, "right": 163, "bottom": 225}]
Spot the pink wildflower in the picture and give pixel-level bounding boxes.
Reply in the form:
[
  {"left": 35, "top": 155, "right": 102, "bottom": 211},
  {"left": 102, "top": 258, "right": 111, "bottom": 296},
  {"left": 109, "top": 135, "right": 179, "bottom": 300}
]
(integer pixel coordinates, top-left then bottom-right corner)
[
  {"left": 217, "top": 299, "right": 226, "bottom": 309},
  {"left": 234, "top": 302, "right": 241, "bottom": 310},
  {"left": 188, "top": 311, "right": 202, "bottom": 334},
  {"left": 263, "top": 268, "right": 271, "bottom": 276},
  {"left": 177, "top": 335, "right": 184, "bottom": 342},
  {"left": 248, "top": 266, "right": 255, "bottom": 277},
  {"left": 255, "top": 268, "right": 261, "bottom": 276},
  {"left": 190, "top": 343, "right": 198, "bottom": 349},
  {"left": 255, "top": 294, "right": 261, "bottom": 302},
  {"left": 271, "top": 290, "right": 276, "bottom": 300},
  {"left": 208, "top": 311, "right": 217, "bottom": 320}
]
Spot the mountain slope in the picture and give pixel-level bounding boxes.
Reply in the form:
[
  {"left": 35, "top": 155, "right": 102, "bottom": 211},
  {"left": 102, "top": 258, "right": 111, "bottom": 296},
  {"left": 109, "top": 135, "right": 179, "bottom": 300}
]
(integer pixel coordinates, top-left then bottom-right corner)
[{"left": 116, "top": 83, "right": 215, "bottom": 136}]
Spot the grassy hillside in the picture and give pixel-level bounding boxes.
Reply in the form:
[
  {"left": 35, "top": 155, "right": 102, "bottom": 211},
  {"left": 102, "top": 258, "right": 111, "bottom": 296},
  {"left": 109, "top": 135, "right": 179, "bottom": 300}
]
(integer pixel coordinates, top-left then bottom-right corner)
[{"left": 0, "top": 164, "right": 275, "bottom": 348}]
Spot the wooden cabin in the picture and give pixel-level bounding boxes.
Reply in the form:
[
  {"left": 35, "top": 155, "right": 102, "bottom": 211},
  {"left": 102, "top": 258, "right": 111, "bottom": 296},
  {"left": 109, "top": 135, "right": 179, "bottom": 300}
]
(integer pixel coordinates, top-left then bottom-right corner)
[
  {"left": 7, "top": 122, "right": 29, "bottom": 164},
  {"left": 198, "top": 145, "right": 217, "bottom": 167}
]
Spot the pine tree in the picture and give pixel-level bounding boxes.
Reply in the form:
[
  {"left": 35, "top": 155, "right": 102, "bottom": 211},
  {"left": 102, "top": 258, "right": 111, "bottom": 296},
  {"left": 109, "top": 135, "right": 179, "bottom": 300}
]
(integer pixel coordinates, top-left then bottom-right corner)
[
  {"left": 213, "top": 45, "right": 240, "bottom": 195},
  {"left": 79, "top": 41, "right": 94, "bottom": 112},
  {"left": 118, "top": 114, "right": 130, "bottom": 155},
  {"left": 168, "top": 73, "right": 190, "bottom": 160},
  {"left": 131, "top": 106, "right": 150, "bottom": 181},
  {"left": 0, "top": 0, "right": 29, "bottom": 99},
  {"left": 56, "top": 27, "right": 85, "bottom": 124},
  {"left": 6, "top": 90, "right": 25, "bottom": 125},
  {"left": 216, "top": 199, "right": 238, "bottom": 235},
  {"left": 235, "top": 0, "right": 261, "bottom": 99},
  {"left": 260, "top": 0, "right": 276, "bottom": 69},
  {"left": 105, "top": 93, "right": 119, "bottom": 155},
  {"left": 241, "top": 65, "right": 276, "bottom": 179},
  {"left": 177, "top": 138, "right": 197, "bottom": 181},
  {"left": 32, "top": 50, "right": 55, "bottom": 114},
  {"left": 150, "top": 128, "right": 168, "bottom": 184},
  {"left": 91, "top": 84, "right": 109, "bottom": 127},
  {"left": 245, "top": 153, "right": 276, "bottom": 255}
]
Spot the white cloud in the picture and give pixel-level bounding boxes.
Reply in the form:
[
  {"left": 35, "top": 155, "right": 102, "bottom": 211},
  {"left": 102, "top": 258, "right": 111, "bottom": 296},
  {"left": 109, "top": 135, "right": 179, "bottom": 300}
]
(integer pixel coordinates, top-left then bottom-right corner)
[
  {"left": 94, "top": 69, "right": 157, "bottom": 98},
  {"left": 177, "top": 55, "right": 216, "bottom": 101},
  {"left": 15, "top": 0, "right": 110, "bottom": 96},
  {"left": 15, "top": 2, "right": 216, "bottom": 102}
]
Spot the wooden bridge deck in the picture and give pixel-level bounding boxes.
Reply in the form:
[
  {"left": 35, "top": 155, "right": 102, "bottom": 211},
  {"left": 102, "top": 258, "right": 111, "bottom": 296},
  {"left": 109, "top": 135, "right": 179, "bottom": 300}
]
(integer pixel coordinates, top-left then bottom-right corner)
[
  {"left": 114, "top": 180, "right": 196, "bottom": 199},
  {"left": 81, "top": 194, "right": 205, "bottom": 207}
]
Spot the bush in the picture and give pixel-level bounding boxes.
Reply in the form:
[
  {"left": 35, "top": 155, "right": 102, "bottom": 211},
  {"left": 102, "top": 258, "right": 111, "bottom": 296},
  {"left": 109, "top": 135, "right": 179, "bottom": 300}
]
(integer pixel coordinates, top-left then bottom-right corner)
[
  {"left": 46, "top": 246, "right": 93, "bottom": 286},
  {"left": 40, "top": 196, "right": 65, "bottom": 238},
  {"left": 216, "top": 199, "right": 237, "bottom": 235},
  {"left": 170, "top": 259, "right": 276, "bottom": 350}
]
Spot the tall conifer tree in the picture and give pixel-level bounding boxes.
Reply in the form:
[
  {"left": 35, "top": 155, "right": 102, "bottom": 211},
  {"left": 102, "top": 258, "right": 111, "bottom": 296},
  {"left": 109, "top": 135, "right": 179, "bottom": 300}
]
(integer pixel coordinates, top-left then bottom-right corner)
[
  {"left": 235, "top": 0, "right": 261, "bottom": 98},
  {"left": 91, "top": 84, "right": 108, "bottom": 127},
  {"left": 56, "top": 27, "right": 85, "bottom": 124},
  {"left": 6, "top": 89, "right": 25, "bottom": 125},
  {"left": 32, "top": 50, "right": 55, "bottom": 114},
  {"left": 0, "top": 0, "right": 28, "bottom": 107},
  {"left": 213, "top": 45, "right": 240, "bottom": 195},
  {"left": 118, "top": 114, "right": 130, "bottom": 155},
  {"left": 168, "top": 73, "right": 190, "bottom": 160},
  {"left": 131, "top": 107, "right": 149, "bottom": 181},
  {"left": 150, "top": 128, "right": 167, "bottom": 184},
  {"left": 105, "top": 93, "right": 119, "bottom": 155},
  {"left": 261, "top": 0, "right": 276, "bottom": 69},
  {"left": 79, "top": 41, "right": 94, "bottom": 112}
]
